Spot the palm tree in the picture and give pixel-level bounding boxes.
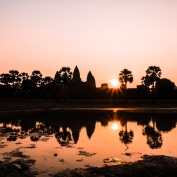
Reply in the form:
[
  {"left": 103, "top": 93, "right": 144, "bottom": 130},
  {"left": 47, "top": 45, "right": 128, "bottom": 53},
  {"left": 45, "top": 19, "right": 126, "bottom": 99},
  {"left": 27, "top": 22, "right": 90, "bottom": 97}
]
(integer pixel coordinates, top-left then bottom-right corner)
[
  {"left": 141, "top": 66, "right": 161, "bottom": 103},
  {"left": 119, "top": 122, "right": 134, "bottom": 150},
  {"left": 119, "top": 69, "right": 133, "bottom": 100}
]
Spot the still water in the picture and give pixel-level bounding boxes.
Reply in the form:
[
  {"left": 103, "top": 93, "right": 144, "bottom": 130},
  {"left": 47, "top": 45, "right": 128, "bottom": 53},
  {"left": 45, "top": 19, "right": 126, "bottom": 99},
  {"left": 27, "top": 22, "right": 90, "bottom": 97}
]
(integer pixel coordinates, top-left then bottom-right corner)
[{"left": 0, "top": 109, "right": 177, "bottom": 176}]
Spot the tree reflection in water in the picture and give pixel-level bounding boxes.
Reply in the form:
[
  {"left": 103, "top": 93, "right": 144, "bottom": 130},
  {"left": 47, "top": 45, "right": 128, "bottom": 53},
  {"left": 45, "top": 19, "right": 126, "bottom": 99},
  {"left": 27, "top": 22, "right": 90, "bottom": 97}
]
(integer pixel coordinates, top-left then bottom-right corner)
[
  {"left": 119, "top": 120, "right": 134, "bottom": 151},
  {"left": 142, "top": 115, "right": 163, "bottom": 149},
  {"left": 1, "top": 110, "right": 177, "bottom": 150},
  {"left": 55, "top": 126, "right": 73, "bottom": 146}
]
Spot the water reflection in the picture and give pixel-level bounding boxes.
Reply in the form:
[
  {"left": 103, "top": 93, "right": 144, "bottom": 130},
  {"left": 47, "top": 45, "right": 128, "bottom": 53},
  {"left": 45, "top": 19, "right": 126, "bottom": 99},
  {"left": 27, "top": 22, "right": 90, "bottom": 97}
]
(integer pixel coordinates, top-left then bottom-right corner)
[
  {"left": 110, "top": 122, "right": 119, "bottom": 130},
  {"left": 0, "top": 110, "right": 177, "bottom": 150},
  {"left": 142, "top": 113, "right": 163, "bottom": 149},
  {"left": 119, "top": 121, "right": 134, "bottom": 150},
  {"left": 1, "top": 109, "right": 177, "bottom": 174}
]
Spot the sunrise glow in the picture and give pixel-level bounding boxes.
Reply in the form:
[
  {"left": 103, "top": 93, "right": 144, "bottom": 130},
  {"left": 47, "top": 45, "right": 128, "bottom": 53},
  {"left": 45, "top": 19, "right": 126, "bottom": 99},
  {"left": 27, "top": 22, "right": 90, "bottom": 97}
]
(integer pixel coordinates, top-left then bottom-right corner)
[
  {"left": 109, "top": 79, "right": 119, "bottom": 88},
  {"left": 1, "top": 1, "right": 177, "bottom": 87},
  {"left": 110, "top": 122, "right": 119, "bottom": 130}
]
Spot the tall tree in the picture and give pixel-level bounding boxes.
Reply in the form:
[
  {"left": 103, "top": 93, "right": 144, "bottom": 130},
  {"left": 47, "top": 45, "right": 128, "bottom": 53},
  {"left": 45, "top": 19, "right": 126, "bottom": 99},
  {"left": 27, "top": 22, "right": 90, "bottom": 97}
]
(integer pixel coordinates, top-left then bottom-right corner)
[
  {"left": 41, "top": 76, "right": 54, "bottom": 99},
  {"left": 19, "top": 72, "right": 29, "bottom": 81},
  {"left": 141, "top": 66, "right": 161, "bottom": 103},
  {"left": 9, "top": 70, "right": 21, "bottom": 89},
  {"left": 0, "top": 73, "right": 11, "bottom": 86},
  {"left": 30, "top": 70, "right": 42, "bottom": 98},
  {"left": 58, "top": 67, "right": 72, "bottom": 100},
  {"left": 21, "top": 79, "right": 35, "bottom": 92},
  {"left": 58, "top": 67, "right": 72, "bottom": 85},
  {"left": 119, "top": 69, "right": 133, "bottom": 89},
  {"left": 119, "top": 69, "right": 133, "bottom": 100},
  {"left": 42, "top": 76, "right": 53, "bottom": 85},
  {"left": 30, "top": 70, "right": 42, "bottom": 87}
]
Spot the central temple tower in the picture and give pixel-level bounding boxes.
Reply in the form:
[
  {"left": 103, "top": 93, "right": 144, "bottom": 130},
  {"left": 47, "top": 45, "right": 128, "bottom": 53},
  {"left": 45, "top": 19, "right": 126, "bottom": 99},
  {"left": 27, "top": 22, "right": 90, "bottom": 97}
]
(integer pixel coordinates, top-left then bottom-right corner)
[{"left": 72, "top": 66, "right": 81, "bottom": 82}]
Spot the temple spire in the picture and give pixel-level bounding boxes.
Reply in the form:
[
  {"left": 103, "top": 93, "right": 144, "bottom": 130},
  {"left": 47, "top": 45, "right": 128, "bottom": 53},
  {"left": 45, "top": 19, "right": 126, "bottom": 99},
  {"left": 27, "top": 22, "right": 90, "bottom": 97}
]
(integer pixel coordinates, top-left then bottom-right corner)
[
  {"left": 72, "top": 66, "right": 81, "bottom": 82},
  {"left": 86, "top": 71, "right": 96, "bottom": 88}
]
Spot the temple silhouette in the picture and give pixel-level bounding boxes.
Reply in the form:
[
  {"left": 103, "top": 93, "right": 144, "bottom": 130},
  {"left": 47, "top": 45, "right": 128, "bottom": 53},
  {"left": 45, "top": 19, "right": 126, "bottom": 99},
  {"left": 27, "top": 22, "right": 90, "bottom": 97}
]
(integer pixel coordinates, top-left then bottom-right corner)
[
  {"left": 54, "top": 66, "right": 96, "bottom": 98},
  {"left": 55, "top": 66, "right": 96, "bottom": 88},
  {"left": 0, "top": 66, "right": 177, "bottom": 99}
]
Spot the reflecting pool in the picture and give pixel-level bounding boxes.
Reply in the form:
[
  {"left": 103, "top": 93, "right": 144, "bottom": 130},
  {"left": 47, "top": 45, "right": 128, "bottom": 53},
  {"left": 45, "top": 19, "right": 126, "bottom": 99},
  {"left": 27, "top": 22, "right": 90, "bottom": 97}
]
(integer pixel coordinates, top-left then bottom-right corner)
[{"left": 0, "top": 109, "right": 177, "bottom": 176}]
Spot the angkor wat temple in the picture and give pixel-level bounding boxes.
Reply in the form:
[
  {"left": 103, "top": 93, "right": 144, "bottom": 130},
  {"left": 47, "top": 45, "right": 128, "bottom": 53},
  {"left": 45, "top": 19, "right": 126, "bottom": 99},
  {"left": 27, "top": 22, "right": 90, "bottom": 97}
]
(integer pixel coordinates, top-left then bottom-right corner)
[{"left": 54, "top": 66, "right": 96, "bottom": 98}]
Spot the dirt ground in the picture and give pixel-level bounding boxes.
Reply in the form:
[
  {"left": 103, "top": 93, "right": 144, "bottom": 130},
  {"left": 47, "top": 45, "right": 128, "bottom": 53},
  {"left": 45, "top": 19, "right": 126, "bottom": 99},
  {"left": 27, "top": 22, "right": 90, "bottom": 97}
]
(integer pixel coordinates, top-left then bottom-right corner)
[
  {"left": 51, "top": 155, "right": 177, "bottom": 177},
  {"left": 1, "top": 155, "right": 177, "bottom": 177}
]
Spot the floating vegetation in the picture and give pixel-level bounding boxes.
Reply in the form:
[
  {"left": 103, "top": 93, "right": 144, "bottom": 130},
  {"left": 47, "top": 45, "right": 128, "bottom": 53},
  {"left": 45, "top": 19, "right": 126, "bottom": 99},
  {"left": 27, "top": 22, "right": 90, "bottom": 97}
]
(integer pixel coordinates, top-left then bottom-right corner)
[
  {"left": 78, "top": 150, "right": 96, "bottom": 157},
  {"left": 103, "top": 157, "right": 125, "bottom": 165},
  {"left": 76, "top": 158, "right": 83, "bottom": 162},
  {"left": 58, "top": 159, "right": 65, "bottom": 162}
]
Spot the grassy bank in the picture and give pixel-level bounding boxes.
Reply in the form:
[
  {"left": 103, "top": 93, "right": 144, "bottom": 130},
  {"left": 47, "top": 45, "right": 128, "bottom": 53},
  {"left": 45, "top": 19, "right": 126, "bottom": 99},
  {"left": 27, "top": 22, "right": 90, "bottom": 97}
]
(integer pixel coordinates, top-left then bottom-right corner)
[{"left": 0, "top": 98, "right": 177, "bottom": 111}]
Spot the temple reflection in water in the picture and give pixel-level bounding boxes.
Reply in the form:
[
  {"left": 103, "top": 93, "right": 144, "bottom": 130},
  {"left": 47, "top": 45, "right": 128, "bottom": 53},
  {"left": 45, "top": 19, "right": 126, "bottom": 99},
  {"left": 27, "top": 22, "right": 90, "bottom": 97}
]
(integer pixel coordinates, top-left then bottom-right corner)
[{"left": 0, "top": 109, "right": 177, "bottom": 150}]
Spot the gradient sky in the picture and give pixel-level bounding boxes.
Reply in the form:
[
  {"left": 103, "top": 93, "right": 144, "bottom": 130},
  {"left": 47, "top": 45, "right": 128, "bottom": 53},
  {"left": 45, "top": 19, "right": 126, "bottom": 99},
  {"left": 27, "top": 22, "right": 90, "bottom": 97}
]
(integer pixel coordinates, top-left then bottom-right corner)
[{"left": 0, "top": 0, "right": 177, "bottom": 88}]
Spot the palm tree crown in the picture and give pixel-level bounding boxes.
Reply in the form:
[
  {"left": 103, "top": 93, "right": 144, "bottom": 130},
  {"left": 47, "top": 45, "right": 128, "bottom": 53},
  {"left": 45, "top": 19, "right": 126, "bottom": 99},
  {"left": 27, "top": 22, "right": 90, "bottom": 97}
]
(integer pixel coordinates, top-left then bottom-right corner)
[
  {"left": 143, "top": 66, "right": 161, "bottom": 86},
  {"left": 119, "top": 69, "right": 133, "bottom": 89}
]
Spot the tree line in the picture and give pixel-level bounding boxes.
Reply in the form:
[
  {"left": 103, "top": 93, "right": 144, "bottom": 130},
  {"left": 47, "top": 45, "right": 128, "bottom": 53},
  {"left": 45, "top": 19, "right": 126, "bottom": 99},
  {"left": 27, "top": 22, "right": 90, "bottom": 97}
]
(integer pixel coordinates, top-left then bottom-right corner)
[
  {"left": 0, "top": 65, "right": 176, "bottom": 99},
  {"left": 0, "top": 67, "right": 72, "bottom": 98},
  {"left": 118, "top": 66, "right": 176, "bottom": 101}
]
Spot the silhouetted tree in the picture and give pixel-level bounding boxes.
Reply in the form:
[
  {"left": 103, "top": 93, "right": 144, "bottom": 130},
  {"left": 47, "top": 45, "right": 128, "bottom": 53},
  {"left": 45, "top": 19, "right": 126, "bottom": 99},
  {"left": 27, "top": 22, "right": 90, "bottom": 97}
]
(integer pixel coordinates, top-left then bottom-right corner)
[
  {"left": 142, "top": 125, "right": 162, "bottom": 149},
  {"left": 30, "top": 70, "right": 42, "bottom": 87},
  {"left": 30, "top": 70, "right": 43, "bottom": 98},
  {"left": 19, "top": 72, "right": 29, "bottom": 81},
  {"left": 0, "top": 73, "right": 11, "bottom": 86},
  {"left": 141, "top": 66, "right": 161, "bottom": 103},
  {"left": 42, "top": 76, "right": 53, "bottom": 85},
  {"left": 21, "top": 79, "right": 36, "bottom": 96},
  {"left": 119, "top": 121, "right": 134, "bottom": 150},
  {"left": 9, "top": 70, "right": 21, "bottom": 89},
  {"left": 156, "top": 78, "right": 175, "bottom": 97},
  {"left": 41, "top": 76, "right": 54, "bottom": 99},
  {"left": 156, "top": 115, "right": 176, "bottom": 133},
  {"left": 55, "top": 127, "right": 72, "bottom": 146},
  {"left": 58, "top": 67, "right": 72, "bottom": 100},
  {"left": 119, "top": 69, "right": 133, "bottom": 100},
  {"left": 59, "top": 67, "right": 72, "bottom": 85},
  {"left": 142, "top": 115, "right": 163, "bottom": 149}
]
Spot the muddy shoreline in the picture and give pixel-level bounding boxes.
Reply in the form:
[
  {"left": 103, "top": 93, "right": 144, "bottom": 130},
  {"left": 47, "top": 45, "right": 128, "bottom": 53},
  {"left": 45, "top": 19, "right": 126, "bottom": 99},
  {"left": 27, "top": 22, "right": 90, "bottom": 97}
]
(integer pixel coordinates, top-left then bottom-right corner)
[
  {"left": 52, "top": 155, "right": 177, "bottom": 177},
  {"left": 1, "top": 154, "right": 177, "bottom": 177}
]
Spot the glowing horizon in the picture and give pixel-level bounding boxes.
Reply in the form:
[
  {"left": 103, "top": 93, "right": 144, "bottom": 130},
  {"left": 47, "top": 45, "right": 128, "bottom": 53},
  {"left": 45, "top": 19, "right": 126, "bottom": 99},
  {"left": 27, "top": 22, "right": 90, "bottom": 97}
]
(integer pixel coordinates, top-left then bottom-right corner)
[{"left": 1, "top": 0, "right": 177, "bottom": 88}]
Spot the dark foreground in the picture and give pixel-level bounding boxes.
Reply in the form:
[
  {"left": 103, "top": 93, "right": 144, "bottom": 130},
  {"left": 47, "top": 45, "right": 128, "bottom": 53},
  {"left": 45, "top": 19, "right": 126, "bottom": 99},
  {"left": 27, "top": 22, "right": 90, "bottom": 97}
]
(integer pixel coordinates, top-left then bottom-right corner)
[
  {"left": 1, "top": 98, "right": 177, "bottom": 111},
  {"left": 52, "top": 155, "right": 177, "bottom": 177},
  {"left": 1, "top": 155, "right": 177, "bottom": 177}
]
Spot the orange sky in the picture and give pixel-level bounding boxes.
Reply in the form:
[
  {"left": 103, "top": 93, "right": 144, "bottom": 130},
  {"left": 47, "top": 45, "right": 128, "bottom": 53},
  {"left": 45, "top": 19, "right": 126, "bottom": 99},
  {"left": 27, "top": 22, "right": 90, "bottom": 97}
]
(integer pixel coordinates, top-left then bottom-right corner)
[{"left": 0, "top": 0, "right": 177, "bottom": 88}]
